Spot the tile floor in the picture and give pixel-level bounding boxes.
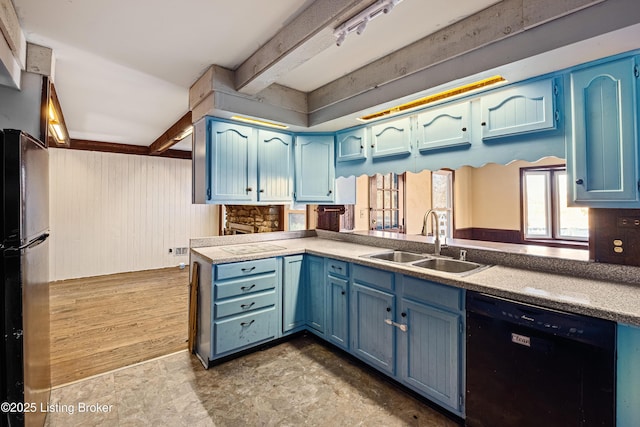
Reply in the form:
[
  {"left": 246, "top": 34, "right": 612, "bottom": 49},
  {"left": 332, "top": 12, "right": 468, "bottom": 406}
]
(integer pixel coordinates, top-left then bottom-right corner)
[{"left": 45, "top": 335, "right": 461, "bottom": 427}]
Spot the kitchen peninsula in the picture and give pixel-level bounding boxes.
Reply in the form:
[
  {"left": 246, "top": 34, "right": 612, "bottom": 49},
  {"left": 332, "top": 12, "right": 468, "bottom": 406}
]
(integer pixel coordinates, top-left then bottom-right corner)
[{"left": 190, "top": 229, "right": 640, "bottom": 425}]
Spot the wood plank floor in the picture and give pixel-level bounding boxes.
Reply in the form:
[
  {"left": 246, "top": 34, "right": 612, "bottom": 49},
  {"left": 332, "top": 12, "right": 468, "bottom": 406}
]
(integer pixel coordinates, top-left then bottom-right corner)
[{"left": 49, "top": 267, "right": 189, "bottom": 387}]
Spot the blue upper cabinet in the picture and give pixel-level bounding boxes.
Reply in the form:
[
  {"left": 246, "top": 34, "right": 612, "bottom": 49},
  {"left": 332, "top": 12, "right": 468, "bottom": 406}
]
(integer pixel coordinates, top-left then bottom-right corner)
[
  {"left": 416, "top": 101, "right": 471, "bottom": 151},
  {"left": 257, "top": 129, "right": 293, "bottom": 203},
  {"left": 294, "top": 134, "right": 335, "bottom": 203},
  {"left": 480, "top": 78, "right": 557, "bottom": 140},
  {"left": 371, "top": 117, "right": 412, "bottom": 158},
  {"left": 567, "top": 57, "right": 640, "bottom": 207},
  {"left": 208, "top": 120, "right": 257, "bottom": 203},
  {"left": 336, "top": 127, "right": 367, "bottom": 162}
]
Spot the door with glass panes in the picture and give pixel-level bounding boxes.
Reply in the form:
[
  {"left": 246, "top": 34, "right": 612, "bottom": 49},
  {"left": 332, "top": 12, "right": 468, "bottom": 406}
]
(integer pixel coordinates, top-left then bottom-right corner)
[{"left": 369, "top": 173, "right": 405, "bottom": 232}]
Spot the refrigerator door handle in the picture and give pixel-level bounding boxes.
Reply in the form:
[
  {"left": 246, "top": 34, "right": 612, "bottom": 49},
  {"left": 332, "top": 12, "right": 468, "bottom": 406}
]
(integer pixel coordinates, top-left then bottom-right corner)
[{"left": 5, "top": 233, "right": 50, "bottom": 252}]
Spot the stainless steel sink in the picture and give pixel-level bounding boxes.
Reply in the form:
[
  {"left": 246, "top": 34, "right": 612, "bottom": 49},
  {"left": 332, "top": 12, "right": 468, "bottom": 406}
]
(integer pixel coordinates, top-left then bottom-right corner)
[
  {"left": 412, "top": 258, "right": 484, "bottom": 274},
  {"left": 364, "top": 251, "right": 428, "bottom": 263}
]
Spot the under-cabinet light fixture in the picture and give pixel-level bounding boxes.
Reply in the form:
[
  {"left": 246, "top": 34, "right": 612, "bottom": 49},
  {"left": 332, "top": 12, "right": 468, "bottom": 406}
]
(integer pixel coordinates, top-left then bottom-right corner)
[
  {"left": 231, "top": 116, "right": 289, "bottom": 130},
  {"left": 334, "top": 0, "right": 402, "bottom": 46},
  {"left": 358, "top": 75, "right": 507, "bottom": 122},
  {"left": 48, "top": 87, "right": 69, "bottom": 146}
]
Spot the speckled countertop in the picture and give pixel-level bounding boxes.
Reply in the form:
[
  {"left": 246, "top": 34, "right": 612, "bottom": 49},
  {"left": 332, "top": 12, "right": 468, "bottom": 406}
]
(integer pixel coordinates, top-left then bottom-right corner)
[{"left": 191, "top": 230, "right": 640, "bottom": 326}]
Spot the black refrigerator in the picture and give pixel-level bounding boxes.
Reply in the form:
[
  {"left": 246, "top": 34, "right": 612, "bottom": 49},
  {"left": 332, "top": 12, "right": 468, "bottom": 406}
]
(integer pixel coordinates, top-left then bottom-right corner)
[{"left": 0, "top": 130, "right": 50, "bottom": 427}]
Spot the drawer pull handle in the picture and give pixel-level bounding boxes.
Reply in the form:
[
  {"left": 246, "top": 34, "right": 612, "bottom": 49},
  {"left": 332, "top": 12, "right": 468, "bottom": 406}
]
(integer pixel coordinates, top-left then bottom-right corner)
[
  {"left": 240, "top": 284, "right": 256, "bottom": 291},
  {"left": 240, "top": 320, "right": 255, "bottom": 327},
  {"left": 241, "top": 267, "right": 256, "bottom": 273},
  {"left": 332, "top": 265, "right": 343, "bottom": 271},
  {"left": 241, "top": 302, "right": 255, "bottom": 310}
]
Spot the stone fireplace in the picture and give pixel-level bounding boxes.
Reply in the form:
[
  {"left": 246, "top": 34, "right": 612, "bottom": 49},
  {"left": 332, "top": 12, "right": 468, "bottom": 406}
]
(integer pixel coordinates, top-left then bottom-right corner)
[{"left": 224, "top": 205, "right": 283, "bottom": 234}]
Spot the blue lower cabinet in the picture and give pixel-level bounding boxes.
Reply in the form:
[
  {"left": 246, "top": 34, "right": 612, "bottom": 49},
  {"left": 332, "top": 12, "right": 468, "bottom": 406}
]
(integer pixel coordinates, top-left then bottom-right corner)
[
  {"left": 350, "top": 282, "right": 396, "bottom": 375},
  {"left": 306, "top": 255, "right": 325, "bottom": 334},
  {"left": 397, "top": 299, "right": 462, "bottom": 414},
  {"left": 617, "top": 323, "right": 640, "bottom": 426},
  {"left": 326, "top": 275, "right": 349, "bottom": 349},
  {"left": 214, "top": 307, "right": 277, "bottom": 355},
  {"left": 282, "top": 255, "right": 305, "bottom": 333}
]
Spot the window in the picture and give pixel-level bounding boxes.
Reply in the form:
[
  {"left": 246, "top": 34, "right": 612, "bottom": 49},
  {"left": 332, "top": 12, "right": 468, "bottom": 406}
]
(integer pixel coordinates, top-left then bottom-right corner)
[
  {"left": 431, "top": 170, "right": 453, "bottom": 239},
  {"left": 369, "top": 173, "right": 405, "bottom": 232},
  {"left": 521, "top": 166, "right": 589, "bottom": 242}
]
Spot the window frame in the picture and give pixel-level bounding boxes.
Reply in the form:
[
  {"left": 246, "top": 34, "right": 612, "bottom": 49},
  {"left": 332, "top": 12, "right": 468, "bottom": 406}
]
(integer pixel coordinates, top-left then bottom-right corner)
[
  {"left": 520, "top": 165, "right": 589, "bottom": 247},
  {"left": 369, "top": 173, "right": 406, "bottom": 233},
  {"left": 431, "top": 169, "right": 454, "bottom": 239}
]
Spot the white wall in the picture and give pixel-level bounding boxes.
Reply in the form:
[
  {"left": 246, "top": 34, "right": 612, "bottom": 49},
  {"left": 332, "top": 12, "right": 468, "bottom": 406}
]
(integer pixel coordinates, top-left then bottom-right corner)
[{"left": 49, "top": 148, "right": 219, "bottom": 281}]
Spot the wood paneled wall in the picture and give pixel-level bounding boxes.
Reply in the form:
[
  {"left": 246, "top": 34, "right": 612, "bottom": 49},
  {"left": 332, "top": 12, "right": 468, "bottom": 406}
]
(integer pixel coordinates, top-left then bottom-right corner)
[{"left": 49, "top": 148, "right": 219, "bottom": 281}]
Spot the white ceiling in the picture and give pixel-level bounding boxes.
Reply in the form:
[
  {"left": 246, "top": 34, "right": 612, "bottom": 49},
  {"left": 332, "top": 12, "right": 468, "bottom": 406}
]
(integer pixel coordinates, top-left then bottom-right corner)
[
  {"left": 13, "top": 0, "right": 499, "bottom": 150},
  {"left": 11, "top": 0, "right": 640, "bottom": 152}
]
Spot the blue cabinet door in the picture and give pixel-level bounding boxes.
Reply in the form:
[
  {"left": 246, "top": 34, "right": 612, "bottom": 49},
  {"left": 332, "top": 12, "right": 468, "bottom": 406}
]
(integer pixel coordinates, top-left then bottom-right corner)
[
  {"left": 294, "top": 134, "right": 335, "bottom": 202},
  {"left": 617, "top": 323, "right": 640, "bottom": 426},
  {"left": 398, "top": 299, "right": 462, "bottom": 413},
  {"left": 336, "top": 127, "right": 367, "bottom": 162},
  {"left": 568, "top": 57, "right": 639, "bottom": 207},
  {"left": 350, "top": 282, "right": 395, "bottom": 375},
  {"left": 371, "top": 117, "right": 412, "bottom": 158},
  {"left": 327, "top": 275, "right": 349, "bottom": 350},
  {"left": 306, "top": 255, "right": 325, "bottom": 334},
  {"left": 208, "top": 120, "right": 257, "bottom": 202},
  {"left": 257, "top": 129, "right": 293, "bottom": 203},
  {"left": 416, "top": 101, "right": 471, "bottom": 151},
  {"left": 480, "top": 78, "right": 557, "bottom": 139},
  {"left": 282, "top": 255, "right": 305, "bottom": 333}
]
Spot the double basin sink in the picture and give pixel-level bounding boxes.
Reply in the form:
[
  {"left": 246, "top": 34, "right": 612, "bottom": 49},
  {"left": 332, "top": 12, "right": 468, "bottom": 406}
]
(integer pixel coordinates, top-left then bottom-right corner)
[{"left": 362, "top": 250, "right": 487, "bottom": 275}]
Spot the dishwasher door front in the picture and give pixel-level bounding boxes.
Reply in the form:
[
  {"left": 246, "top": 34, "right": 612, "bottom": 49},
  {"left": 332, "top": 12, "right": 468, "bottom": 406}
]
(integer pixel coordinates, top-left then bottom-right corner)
[{"left": 465, "top": 292, "right": 615, "bottom": 427}]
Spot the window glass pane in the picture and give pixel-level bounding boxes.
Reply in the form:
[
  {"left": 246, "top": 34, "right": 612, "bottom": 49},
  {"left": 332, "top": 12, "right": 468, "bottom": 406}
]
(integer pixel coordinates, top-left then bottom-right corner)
[
  {"left": 376, "top": 190, "right": 383, "bottom": 209},
  {"left": 384, "top": 211, "right": 391, "bottom": 229},
  {"left": 288, "top": 213, "right": 306, "bottom": 231},
  {"left": 392, "top": 191, "right": 398, "bottom": 209},
  {"left": 383, "top": 173, "right": 390, "bottom": 188},
  {"left": 384, "top": 190, "right": 390, "bottom": 209},
  {"left": 556, "top": 172, "right": 589, "bottom": 239},
  {"left": 432, "top": 173, "right": 449, "bottom": 209},
  {"left": 392, "top": 174, "right": 398, "bottom": 189},
  {"left": 376, "top": 211, "right": 383, "bottom": 230},
  {"left": 376, "top": 174, "right": 383, "bottom": 189},
  {"left": 392, "top": 210, "right": 399, "bottom": 229},
  {"left": 525, "top": 172, "right": 550, "bottom": 237}
]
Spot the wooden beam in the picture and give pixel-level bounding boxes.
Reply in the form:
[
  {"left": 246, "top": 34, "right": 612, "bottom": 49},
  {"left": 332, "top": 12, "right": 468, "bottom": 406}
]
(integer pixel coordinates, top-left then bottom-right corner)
[
  {"left": 148, "top": 111, "right": 192, "bottom": 155},
  {"left": 0, "top": 0, "right": 25, "bottom": 63},
  {"left": 62, "top": 139, "right": 191, "bottom": 160},
  {"left": 234, "top": 0, "right": 374, "bottom": 95}
]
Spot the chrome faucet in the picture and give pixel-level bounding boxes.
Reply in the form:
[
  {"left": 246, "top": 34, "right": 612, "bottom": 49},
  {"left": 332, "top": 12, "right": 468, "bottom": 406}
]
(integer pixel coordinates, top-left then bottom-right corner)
[{"left": 422, "top": 209, "right": 442, "bottom": 256}]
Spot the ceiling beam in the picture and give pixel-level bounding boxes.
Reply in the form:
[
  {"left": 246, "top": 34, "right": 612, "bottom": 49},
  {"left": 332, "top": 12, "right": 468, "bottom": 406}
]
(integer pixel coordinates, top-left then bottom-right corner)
[
  {"left": 234, "top": 0, "right": 375, "bottom": 95},
  {"left": 308, "top": 0, "right": 605, "bottom": 116},
  {"left": 148, "top": 111, "right": 192, "bottom": 155},
  {"left": 60, "top": 139, "right": 192, "bottom": 159}
]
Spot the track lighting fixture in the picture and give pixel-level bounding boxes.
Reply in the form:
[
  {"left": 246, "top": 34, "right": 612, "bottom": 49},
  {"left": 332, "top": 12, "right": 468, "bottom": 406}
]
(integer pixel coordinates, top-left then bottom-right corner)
[{"left": 333, "top": 0, "right": 402, "bottom": 46}]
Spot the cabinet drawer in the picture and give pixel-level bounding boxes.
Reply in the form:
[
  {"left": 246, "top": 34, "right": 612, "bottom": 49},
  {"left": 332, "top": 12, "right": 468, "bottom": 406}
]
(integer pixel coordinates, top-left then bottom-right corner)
[
  {"left": 214, "top": 273, "right": 276, "bottom": 299},
  {"left": 214, "top": 307, "right": 277, "bottom": 355},
  {"left": 326, "top": 259, "right": 349, "bottom": 278},
  {"left": 402, "top": 276, "right": 462, "bottom": 311},
  {"left": 215, "top": 257, "right": 277, "bottom": 280},
  {"left": 214, "top": 289, "right": 277, "bottom": 319},
  {"left": 352, "top": 264, "right": 394, "bottom": 291}
]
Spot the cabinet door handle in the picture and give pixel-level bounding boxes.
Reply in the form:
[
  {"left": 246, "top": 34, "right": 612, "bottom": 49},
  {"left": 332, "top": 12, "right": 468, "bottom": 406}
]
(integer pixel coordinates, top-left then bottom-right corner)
[
  {"left": 341, "top": 291, "right": 345, "bottom": 295},
  {"left": 241, "top": 267, "right": 256, "bottom": 273},
  {"left": 576, "top": 178, "right": 584, "bottom": 185},
  {"left": 240, "top": 284, "right": 256, "bottom": 291},
  {"left": 259, "top": 189, "right": 265, "bottom": 193},
  {"left": 246, "top": 187, "right": 253, "bottom": 192},
  {"left": 401, "top": 312, "right": 407, "bottom": 318},
  {"left": 386, "top": 307, "right": 391, "bottom": 312},
  {"left": 461, "top": 127, "right": 467, "bottom": 132},
  {"left": 240, "top": 319, "right": 255, "bottom": 327},
  {"left": 328, "top": 190, "right": 333, "bottom": 195},
  {"left": 331, "top": 265, "right": 343, "bottom": 271},
  {"left": 384, "top": 318, "right": 408, "bottom": 332},
  {"left": 481, "top": 122, "right": 487, "bottom": 126},
  {"left": 241, "top": 302, "right": 255, "bottom": 310}
]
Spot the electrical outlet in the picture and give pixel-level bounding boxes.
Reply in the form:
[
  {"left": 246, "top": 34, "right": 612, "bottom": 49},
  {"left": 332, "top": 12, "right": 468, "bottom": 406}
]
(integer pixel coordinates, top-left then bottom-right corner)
[{"left": 174, "top": 247, "right": 188, "bottom": 256}]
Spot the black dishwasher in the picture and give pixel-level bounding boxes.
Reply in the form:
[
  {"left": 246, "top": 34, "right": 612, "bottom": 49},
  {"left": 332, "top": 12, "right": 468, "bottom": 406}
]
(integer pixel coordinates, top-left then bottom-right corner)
[{"left": 466, "top": 291, "right": 615, "bottom": 427}]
